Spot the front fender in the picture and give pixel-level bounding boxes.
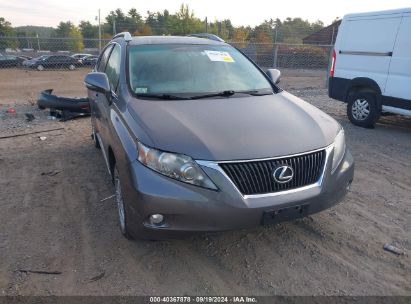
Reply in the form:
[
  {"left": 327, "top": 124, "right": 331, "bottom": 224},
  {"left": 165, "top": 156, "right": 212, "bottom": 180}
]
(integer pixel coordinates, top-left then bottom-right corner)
[{"left": 110, "top": 108, "right": 138, "bottom": 165}]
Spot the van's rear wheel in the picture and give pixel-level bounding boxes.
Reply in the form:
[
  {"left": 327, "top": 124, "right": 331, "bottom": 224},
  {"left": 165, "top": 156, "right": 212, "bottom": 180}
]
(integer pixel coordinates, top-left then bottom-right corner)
[{"left": 347, "top": 92, "right": 379, "bottom": 128}]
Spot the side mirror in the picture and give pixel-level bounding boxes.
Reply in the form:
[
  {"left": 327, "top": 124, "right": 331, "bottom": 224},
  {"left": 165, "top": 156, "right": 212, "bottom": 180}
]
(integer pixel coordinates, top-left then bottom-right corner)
[
  {"left": 266, "top": 68, "right": 281, "bottom": 84},
  {"left": 84, "top": 72, "right": 110, "bottom": 94}
]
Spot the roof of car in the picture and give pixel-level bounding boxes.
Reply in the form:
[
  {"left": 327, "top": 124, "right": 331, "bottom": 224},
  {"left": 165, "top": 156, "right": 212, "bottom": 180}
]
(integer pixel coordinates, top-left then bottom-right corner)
[{"left": 118, "top": 36, "right": 227, "bottom": 46}]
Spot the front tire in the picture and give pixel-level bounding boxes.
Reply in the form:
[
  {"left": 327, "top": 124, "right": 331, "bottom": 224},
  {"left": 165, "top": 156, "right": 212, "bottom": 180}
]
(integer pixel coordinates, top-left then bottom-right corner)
[
  {"left": 113, "top": 165, "right": 134, "bottom": 240},
  {"left": 91, "top": 122, "right": 100, "bottom": 149},
  {"left": 37, "top": 65, "right": 45, "bottom": 71},
  {"left": 347, "top": 92, "right": 380, "bottom": 128},
  {"left": 68, "top": 64, "right": 76, "bottom": 70}
]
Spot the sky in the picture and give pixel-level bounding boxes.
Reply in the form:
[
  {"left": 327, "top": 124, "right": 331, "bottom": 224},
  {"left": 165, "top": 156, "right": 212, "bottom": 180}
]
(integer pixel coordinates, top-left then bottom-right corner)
[{"left": 1, "top": 0, "right": 411, "bottom": 28}]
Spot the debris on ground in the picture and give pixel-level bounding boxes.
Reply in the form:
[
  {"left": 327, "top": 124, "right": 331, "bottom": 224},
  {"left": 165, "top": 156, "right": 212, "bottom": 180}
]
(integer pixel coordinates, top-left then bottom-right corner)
[
  {"left": 6, "top": 108, "right": 16, "bottom": 114},
  {"left": 0, "top": 127, "right": 65, "bottom": 140},
  {"left": 41, "top": 171, "right": 61, "bottom": 177},
  {"left": 17, "top": 269, "right": 62, "bottom": 275},
  {"left": 100, "top": 194, "right": 115, "bottom": 202},
  {"left": 383, "top": 243, "right": 405, "bottom": 256},
  {"left": 25, "top": 113, "right": 35, "bottom": 121},
  {"left": 39, "top": 136, "right": 47, "bottom": 141},
  {"left": 35, "top": 89, "right": 90, "bottom": 122},
  {"left": 89, "top": 271, "right": 105, "bottom": 282},
  {"left": 47, "top": 105, "right": 89, "bottom": 122},
  {"left": 37, "top": 89, "right": 89, "bottom": 114}
]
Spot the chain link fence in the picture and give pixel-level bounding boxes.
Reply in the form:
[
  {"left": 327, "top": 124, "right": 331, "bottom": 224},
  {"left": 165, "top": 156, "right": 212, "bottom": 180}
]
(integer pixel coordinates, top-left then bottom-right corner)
[{"left": 0, "top": 37, "right": 333, "bottom": 104}]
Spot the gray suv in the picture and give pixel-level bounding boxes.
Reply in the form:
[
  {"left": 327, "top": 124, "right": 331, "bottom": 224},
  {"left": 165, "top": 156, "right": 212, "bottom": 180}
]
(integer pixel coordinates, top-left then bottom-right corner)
[{"left": 85, "top": 33, "right": 354, "bottom": 240}]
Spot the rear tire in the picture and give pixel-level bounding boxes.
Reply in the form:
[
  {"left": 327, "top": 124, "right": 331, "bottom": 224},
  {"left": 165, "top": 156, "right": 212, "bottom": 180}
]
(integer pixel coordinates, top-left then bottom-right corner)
[
  {"left": 68, "top": 64, "right": 76, "bottom": 70},
  {"left": 347, "top": 92, "right": 380, "bottom": 128},
  {"left": 113, "top": 165, "right": 134, "bottom": 240},
  {"left": 37, "top": 65, "right": 44, "bottom": 71}
]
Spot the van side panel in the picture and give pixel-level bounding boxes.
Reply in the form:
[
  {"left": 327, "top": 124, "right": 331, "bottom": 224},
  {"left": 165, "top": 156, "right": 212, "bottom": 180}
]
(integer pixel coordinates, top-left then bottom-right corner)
[
  {"left": 334, "top": 16, "right": 402, "bottom": 94},
  {"left": 384, "top": 15, "right": 411, "bottom": 102}
]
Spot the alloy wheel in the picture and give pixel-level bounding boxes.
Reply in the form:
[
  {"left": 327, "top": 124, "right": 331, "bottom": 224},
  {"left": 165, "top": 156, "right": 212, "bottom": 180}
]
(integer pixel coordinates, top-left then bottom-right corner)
[
  {"left": 351, "top": 98, "right": 370, "bottom": 121},
  {"left": 114, "top": 168, "right": 126, "bottom": 235}
]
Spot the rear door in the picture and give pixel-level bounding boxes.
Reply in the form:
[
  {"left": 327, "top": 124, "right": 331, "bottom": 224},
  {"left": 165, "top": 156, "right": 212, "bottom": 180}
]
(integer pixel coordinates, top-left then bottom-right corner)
[
  {"left": 335, "top": 13, "right": 402, "bottom": 92},
  {"left": 384, "top": 13, "right": 411, "bottom": 103}
]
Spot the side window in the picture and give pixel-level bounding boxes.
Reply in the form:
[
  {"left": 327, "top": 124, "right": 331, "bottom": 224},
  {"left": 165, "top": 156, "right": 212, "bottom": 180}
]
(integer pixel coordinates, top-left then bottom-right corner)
[
  {"left": 97, "top": 45, "right": 114, "bottom": 72},
  {"left": 105, "top": 44, "right": 121, "bottom": 92}
]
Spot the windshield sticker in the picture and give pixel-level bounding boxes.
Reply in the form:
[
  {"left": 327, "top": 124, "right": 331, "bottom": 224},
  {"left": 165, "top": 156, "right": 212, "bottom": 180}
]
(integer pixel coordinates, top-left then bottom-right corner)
[
  {"left": 204, "top": 50, "right": 235, "bottom": 63},
  {"left": 135, "top": 87, "right": 148, "bottom": 94}
]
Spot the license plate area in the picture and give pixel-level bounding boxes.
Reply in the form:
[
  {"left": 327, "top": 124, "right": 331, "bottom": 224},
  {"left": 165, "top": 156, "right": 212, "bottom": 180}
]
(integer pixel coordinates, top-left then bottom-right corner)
[{"left": 262, "top": 204, "right": 309, "bottom": 225}]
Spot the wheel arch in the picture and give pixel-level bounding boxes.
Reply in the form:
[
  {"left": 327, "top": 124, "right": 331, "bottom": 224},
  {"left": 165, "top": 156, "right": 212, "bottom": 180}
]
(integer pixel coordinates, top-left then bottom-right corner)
[{"left": 345, "top": 77, "right": 382, "bottom": 110}]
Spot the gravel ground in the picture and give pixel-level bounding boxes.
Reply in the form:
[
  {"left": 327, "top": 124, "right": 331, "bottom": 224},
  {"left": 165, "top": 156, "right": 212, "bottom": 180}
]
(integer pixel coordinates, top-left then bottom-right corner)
[{"left": 0, "top": 70, "right": 410, "bottom": 296}]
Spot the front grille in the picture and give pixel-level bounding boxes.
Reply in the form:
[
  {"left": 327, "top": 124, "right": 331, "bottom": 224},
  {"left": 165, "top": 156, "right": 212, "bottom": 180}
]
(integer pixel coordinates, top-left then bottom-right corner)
[{"left": 219, "top": 149, "right": 326, "bottom": 195}]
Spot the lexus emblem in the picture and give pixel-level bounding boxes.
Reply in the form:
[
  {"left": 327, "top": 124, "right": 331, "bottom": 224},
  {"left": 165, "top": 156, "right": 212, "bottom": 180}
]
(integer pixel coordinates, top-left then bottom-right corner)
[{"left": 273, "top": 165, "right": 294, "bottom": 183}]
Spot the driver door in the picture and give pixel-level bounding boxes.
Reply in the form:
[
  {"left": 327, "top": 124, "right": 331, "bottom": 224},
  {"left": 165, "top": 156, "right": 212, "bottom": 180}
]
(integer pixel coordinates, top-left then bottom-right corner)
[
  {"left": 98, "top": 43, "right": 122, "bottom": 147},
  {"left": 89, "top": 44, "right": 114, "bottom": 147}
]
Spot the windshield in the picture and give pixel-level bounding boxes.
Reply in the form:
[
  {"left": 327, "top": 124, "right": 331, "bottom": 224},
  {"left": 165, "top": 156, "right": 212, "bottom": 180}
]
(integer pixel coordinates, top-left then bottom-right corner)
[{"left": 128, "top": 44, "right": 273, "bottom": 96}]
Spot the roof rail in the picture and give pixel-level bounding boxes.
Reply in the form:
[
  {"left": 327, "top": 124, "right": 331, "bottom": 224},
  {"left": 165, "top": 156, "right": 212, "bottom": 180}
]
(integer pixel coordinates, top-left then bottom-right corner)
[
  {"left": 188, "top": 33, "right": 225, "bottom": 42},
  {"left": 112, "top": 32, "right": 132, "bottom": 42}
]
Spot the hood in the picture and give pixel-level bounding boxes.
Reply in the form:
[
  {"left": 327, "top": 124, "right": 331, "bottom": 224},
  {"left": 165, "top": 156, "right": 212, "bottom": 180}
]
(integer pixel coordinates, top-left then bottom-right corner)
[{"left": 127, "top": 91, "right": 340, "bottom": 161}]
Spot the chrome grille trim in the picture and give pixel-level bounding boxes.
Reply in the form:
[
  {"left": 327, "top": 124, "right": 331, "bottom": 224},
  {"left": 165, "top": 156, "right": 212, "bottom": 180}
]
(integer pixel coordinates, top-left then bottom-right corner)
[
  {"left": 219, "top": 150, "right": 326, "bottom": 195},
  {"left": 196, "top": 145, "right": 333, "bottom": 199}
]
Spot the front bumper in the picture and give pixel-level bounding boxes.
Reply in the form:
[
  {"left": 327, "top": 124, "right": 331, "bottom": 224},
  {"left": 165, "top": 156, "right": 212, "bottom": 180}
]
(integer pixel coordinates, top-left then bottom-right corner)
[{"left": 121, "top": 147, "right": 354, "bottom": 239}]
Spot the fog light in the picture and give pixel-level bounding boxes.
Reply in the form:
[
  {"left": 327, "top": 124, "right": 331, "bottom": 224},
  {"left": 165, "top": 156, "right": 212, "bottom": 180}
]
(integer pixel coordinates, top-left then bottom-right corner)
[{"left": 149, "top": 214, "right": 164, "bottom": 225}]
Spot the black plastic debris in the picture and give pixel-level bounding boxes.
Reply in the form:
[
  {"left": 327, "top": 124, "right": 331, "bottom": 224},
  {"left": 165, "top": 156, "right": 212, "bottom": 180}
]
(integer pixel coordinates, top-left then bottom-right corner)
[
  {"left": 37, "top": 89, "right": 91, "bottom": 121},
  {"left": 25, "top": 113, "right": 35, "bottom": 121},
  {"left": 37, "top": 89, "right": 90, "bottom": 114}
]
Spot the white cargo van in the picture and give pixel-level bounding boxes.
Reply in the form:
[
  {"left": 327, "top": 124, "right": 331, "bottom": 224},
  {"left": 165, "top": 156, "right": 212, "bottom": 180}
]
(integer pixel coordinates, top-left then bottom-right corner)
[{"left": 328, "top": 8, "right": 411, "bottom": 128}]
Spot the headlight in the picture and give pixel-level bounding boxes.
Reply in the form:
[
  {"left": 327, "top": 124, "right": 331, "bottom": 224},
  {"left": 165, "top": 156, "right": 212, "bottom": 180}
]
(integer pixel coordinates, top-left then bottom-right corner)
[
  {"left": 137, "top": 142, "right": 218, "bottom": 190},
  {"left": 332, "top": 129, "right": 346, "bottom": 173}
]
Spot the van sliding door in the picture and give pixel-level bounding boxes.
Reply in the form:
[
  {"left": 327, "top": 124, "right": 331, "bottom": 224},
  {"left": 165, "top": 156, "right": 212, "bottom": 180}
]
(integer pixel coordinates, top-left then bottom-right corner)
[
  {"left": 337, "top": 15, "right": 402, "bottom": 93},
  {"left": 385, "top": 14, "right": 411, "bottom": 103}
]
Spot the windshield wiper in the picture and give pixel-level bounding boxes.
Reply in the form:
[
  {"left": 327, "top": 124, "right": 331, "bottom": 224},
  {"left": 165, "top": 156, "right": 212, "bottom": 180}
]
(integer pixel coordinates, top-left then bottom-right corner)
[
  {"left": 190, "top": 90, "right": 272, "bottom": 100},
  {"left": 135, "top": 93, "right": 191, "bottom": 100},
  {"left": 190, "top": 90, "right": 236, "bottom": 100}
]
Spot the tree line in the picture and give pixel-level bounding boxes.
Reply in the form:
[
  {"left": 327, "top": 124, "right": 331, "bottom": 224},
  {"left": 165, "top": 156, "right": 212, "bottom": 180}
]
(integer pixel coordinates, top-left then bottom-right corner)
[{"left": 1, "top": 4, "right": 327, "bottom": 51}]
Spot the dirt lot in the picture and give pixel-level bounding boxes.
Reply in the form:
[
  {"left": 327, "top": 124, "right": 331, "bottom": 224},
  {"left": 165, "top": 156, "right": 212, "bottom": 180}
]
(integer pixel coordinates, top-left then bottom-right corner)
[
  {"left": 0, "top": 69, "right": 90, "bottom": 105},
  {"left": 0, "top": 69, "right": 410, "bottom": 296}
]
